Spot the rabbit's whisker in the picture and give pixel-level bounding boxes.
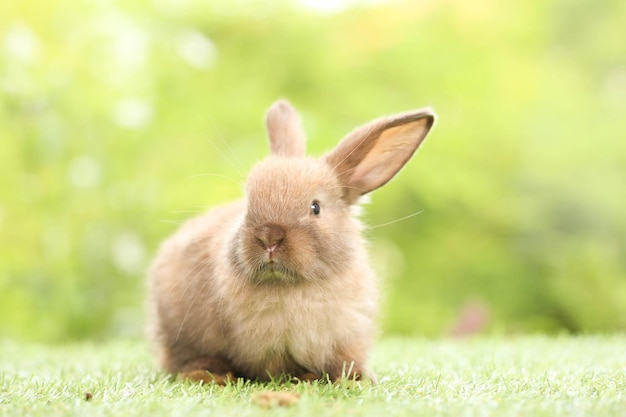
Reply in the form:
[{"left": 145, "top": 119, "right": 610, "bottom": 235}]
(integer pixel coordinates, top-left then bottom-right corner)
[
  {"left": 206, "top": 116, "right": 247, "bottom": 179},
  {"left": 334, "top": 165, "right": 358, "bottom": 179},
  {"left": 367, "top": 210, "right": 424, "bottom": 230},
  {"left": 171, "top": 259, "right": 211, "bottom": 295},
  {"left": 175, "top": 260, "right": 214, "bottom": 342},
  {"left": 159, "top": 220, "right": 185, "bottom": 225},
  {"left": 202, "top": 134, "right": 246, "bottom": 180},
  {"left": 330, "top": 129, "right": 376, "bottom": 173},
  {"left": 328, "top": 184, "right": 365, "bottom": 193},
  {"left": 179, "top": 233, "right": 216, "bottom": 247}
]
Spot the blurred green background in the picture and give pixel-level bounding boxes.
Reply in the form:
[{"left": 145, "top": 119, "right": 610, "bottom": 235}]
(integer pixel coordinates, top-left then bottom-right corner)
[{"left": 1, "top": 0, "right": 625, "bottom": 343}]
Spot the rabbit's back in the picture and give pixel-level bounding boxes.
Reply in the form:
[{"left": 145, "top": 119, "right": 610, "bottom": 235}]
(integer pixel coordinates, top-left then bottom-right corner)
[{"left": 147, "top": 200, "right": 245, "bottom": 372}]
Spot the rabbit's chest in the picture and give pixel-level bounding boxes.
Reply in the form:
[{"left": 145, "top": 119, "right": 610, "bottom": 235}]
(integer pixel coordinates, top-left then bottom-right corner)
[{"left": 226, "top": 286, "right": 352, "bottom": 375}]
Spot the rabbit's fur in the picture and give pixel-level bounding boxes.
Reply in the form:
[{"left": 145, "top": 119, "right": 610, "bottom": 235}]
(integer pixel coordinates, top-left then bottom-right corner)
[{"left": 147, "top": 100, "right": 435, "bottom": 383}]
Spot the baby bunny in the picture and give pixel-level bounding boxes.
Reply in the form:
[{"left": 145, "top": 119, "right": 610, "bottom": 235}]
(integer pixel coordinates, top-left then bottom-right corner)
[{"left": 147, "top": 100, "right": 435, "bottom": 383}]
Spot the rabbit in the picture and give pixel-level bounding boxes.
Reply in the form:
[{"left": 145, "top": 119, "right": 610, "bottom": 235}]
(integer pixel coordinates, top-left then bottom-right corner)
[{"left": 147, "top": 99, "right": 435, "bottom": 384}]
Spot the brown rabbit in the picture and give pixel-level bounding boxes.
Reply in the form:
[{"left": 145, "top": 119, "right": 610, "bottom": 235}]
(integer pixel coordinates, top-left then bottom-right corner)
[{"left": 147, "top": 100, "right": 435, "bottom": 383}]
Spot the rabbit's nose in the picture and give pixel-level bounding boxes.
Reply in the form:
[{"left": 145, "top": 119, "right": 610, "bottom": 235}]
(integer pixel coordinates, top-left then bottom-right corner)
[{"left": 256, "top": 223, "right": 286, "bottom": 252}]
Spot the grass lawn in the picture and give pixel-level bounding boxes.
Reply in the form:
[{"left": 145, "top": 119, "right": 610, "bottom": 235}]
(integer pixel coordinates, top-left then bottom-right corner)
[{"left": 0, "top": 336, "right": 624, "bottom": 416}]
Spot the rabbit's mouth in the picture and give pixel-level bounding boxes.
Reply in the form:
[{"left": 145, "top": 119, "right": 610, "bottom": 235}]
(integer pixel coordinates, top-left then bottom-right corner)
[{"left": 255, "top": 262, "right": 301, "bottom": 284}]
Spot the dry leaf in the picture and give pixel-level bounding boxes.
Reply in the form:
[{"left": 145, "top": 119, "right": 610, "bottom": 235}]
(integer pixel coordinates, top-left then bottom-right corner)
[{"left": 251, "top": 391, "right": 301, "bottom": 408}]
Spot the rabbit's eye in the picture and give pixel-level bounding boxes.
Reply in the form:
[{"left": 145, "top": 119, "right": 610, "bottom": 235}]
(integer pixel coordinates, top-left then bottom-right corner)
[{"left": 310, "top": 200, "right": 321, "bottom": 216}]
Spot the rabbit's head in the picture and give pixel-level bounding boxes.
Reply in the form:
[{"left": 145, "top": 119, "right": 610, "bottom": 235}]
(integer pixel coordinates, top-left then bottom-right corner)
[{"left": 231, "top": 100, "right": 435, "bottom": 284}]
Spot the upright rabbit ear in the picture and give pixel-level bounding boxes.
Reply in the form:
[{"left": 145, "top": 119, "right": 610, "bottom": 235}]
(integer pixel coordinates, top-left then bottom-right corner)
[
  {"left": 266, "top": 99, "right": 307, "bottom": 158},
  {"left": 325, "top": 108, "right": 435, "bottom": 204}
]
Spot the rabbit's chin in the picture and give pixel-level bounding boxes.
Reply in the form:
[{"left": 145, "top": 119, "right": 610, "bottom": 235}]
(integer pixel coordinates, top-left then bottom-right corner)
[{"left": 253, "top": 262, "right": 302, "bottom": 284}]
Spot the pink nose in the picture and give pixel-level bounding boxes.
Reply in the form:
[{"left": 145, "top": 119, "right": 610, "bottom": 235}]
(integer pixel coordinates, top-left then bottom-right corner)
[
  {"left": 266, "top": 243, "right": 278, "bottom": 255},
  {"left": 256, "top": 223, "right": 286, "bottom": 252}
]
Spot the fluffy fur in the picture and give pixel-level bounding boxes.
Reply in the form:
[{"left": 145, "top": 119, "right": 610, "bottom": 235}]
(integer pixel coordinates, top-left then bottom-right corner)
[{"left": 147, "top": 100, "right": 435, "bottom": 383}]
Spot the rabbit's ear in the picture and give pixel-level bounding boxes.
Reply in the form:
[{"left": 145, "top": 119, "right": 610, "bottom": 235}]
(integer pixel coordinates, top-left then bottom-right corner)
[
  {"left": 326, "top": 108, "right": 435, "bottom": 204},
  {"left": 266, "top": 100, "right": 307, "bottom": 158}
]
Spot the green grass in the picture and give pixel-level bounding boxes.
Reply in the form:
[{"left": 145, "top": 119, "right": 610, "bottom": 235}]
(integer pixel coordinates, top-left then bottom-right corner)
[{"left": 1, "top": 336, "right": 624, "bottom": 416}]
